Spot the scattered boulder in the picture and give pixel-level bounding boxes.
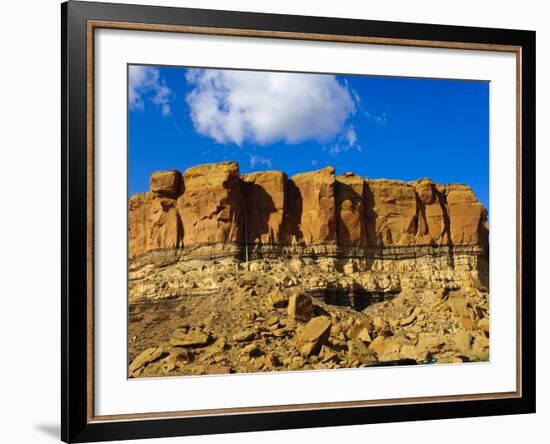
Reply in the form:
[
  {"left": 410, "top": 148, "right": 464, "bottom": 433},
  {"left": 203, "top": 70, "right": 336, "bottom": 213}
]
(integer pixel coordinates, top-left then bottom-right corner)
[
  {"left": 348, "top": 321, "right": 373, "bottom": 343},
  {"left": 170, "top": 329, "right": 211, "bottom": 347},
  {"left": 294, "top": 316, "right": 332, "bottom": 356},
  {"left": 233, "top": 331, "right": 255, "bottom": 342},
  {"left": 288, "top": 292, "right": 314, "bottom": 322},
  {"left": 129, "top": 346, "right": 168, "bottom": 375},
  {"left": 347, "top": 340, "right": 378, "bottom": 365}
]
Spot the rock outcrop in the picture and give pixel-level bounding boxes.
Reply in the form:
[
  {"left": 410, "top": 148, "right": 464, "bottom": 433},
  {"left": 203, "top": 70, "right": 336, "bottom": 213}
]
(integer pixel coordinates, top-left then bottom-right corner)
[
  {"left": 242, "top": 171, "right": 286, "bottom": 245},
  {"left": 446, "top": 184, "right": 489, "bottom": 247},
  {"left": 129, "top": 161, "right": 488, "bottom": 258},
  {"left": 127, "top": 162, "right": 490, "bottom": 378},
  {"left": 290, "top": 167, "right": 337, "bottom": 245},
  {"left": 177, "top": 161, "right": 244, "bottom": 248},
  {"left": 336, "top": 172, "right": 367, "bottom": 247},
  {"left": 128, "top": 163, "right": 488, "bottom": 291},
  {"left": 364, "top": 179, "right": 419, "bottom": 247}
]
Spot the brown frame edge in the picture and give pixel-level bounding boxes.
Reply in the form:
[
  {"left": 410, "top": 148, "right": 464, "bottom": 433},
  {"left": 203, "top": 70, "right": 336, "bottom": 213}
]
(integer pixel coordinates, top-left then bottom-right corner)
[{"left": 86, "top": 19, "right": 523, "bottom": 424}]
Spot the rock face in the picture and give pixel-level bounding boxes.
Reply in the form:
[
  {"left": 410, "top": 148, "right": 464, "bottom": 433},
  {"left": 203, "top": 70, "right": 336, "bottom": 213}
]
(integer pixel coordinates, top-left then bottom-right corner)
[
  {"left": 291, "top": 167, "right": 337, "bottom": 245},
  {"left": 128, "top": 162, "right": 489, "bottom": 278},
  {"left": 364, "top": 179, "right": 420, "bottom": 246},
  {"left": 446, "top": 184, "right": 489, "bottom": 247},
  {"left": 128, "top": 193, "right": 183, "bottom": 258},
  {"left": 336, "top": 173, "right": 367, "bottom": 247},
  {"left": 178, "top": 162, "right": 244, "bottom": 248},
  {"left": 242, "top": 171, "right": 286, "bottom": 245},
  {"left": 412, "top": 178, "right": 450, "bottom": 245}
]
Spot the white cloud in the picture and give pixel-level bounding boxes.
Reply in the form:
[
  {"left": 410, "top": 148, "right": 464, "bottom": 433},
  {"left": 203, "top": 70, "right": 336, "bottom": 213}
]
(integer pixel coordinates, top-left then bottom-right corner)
[
  {"left": 129, "top": 66, "right": 174, "bottom": 116},
  {"left": 248, "top": 154, "right": 272, "bottom": 169},
  {"left": 185, "top": 69, "right": 357, "bottom": 146},
  {"left": 323, "top": 124, "right": 361, "bottom": 156},
  {"left": 345, "top": 127, "right": 357, "bottom": 147}
]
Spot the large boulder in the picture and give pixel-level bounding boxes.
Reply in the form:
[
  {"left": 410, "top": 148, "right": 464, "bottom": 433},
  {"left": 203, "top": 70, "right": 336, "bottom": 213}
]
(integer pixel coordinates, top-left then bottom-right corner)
[
  {"left": 287, "top": 292, "right": 314, "bottom": 322},
  {"left": 150, "top": 170, "right": 181, "bottom": 197},
  {"left": 170, "top": 328, "right": 211, "bottom": 347},
  {"left": 336, "top": 173, "right": 367, "bottom": 247},
  {"left": 242, "top": 171, "right": 286, "bottom": 245},
  {"left": 294, "top": 316, "right": 332, "bottom": 356},
  {"left": 178, "top": 162, "right": 244, "bottom": 246}
]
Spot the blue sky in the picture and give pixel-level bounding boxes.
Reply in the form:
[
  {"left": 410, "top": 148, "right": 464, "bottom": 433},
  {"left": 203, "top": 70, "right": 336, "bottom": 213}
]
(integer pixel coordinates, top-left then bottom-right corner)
[{"left": 128, "top": 65, "right": 489, "bottom": 209}]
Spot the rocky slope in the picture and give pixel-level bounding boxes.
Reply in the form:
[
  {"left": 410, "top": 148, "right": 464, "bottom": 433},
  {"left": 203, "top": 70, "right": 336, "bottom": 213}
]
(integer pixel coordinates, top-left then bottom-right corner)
[{"left": 128, "top": 162, "right": 489, "bottom": 377}]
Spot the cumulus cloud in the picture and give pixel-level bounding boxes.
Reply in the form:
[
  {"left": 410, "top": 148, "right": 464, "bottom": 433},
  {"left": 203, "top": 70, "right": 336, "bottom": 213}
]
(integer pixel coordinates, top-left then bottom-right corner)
[
  {"left": 129, "top": 65, "right": 174, "bottom": 116},
  {"left": 185, "top": 69, "right": 358, "bottom": 146}
]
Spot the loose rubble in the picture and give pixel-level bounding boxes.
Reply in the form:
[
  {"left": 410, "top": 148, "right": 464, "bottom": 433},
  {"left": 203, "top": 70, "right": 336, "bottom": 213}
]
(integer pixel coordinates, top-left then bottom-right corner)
[{"left": 129, "top": 257, "right": 490, "bottom": 378}]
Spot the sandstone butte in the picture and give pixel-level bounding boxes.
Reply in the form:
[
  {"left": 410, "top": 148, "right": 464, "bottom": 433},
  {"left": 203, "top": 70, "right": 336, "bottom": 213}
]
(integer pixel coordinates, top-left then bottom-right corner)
[
  {"left": 130, "top": 162, "right": 488, "bottom": 250},
  {"left": 127, "top": 162, "right": 491, "bottom": 377},
  {"left": 129, "top": 161, "right": 488, "bottom": 274}
]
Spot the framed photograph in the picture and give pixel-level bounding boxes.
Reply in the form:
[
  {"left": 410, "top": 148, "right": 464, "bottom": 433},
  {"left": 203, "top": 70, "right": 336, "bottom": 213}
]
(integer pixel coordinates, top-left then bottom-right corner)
[{"left": 61, "top": 1, "right": 535, "bottom": 442}]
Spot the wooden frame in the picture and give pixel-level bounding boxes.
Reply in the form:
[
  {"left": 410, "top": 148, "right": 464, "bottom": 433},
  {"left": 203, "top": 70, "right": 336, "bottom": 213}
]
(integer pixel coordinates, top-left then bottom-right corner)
[{"left": 62, "top": 1, "right": 536, "bottom": 442}]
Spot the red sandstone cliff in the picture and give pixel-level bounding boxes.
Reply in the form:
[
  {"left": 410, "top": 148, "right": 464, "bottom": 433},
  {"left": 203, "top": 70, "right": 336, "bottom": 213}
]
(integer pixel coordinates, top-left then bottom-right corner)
[{"left": 128, "top": 162, "right": 488, "bottom": 258}]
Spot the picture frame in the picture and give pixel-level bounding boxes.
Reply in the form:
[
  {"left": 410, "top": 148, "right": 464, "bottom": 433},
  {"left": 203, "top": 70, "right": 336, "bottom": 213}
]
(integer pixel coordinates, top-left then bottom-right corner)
[{"left": 61, "top": 1, "right": 536, "bottom": 442}]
